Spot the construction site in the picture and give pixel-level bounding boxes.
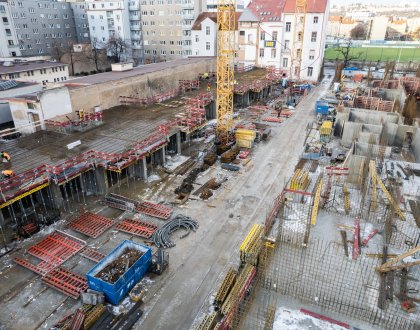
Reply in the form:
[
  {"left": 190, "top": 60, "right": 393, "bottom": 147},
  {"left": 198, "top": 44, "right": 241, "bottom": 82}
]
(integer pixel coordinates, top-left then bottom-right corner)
[{"left": 1, "top": 1, "right": 420, "bottom": 330}]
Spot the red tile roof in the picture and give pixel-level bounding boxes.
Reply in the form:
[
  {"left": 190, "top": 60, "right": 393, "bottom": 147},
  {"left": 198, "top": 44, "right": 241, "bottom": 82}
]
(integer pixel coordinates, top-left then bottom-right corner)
[
  {"left": 283, "top": 0, "right": 328, "bottom": 13},
  {"left": 247, "top": 0, "right": 286, "bottom": 21},
  {"left": 191, "top": 12, "right": 241, "bottom": 30}
]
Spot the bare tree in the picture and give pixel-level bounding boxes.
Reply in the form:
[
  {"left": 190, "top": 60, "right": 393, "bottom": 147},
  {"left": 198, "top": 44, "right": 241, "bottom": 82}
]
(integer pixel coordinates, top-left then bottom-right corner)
[
  {"left": 334, "top": 39, "right": 362, "bottom": 68},
  {"left": 84, "top": 40, "right": 108, "bottom": 72},
  {"left": 350, "top": 23, "right": 367, "bottom": 40},
  {"left": 50, "top": 41, "right": 86, "bottom": 75},
  {"left": 106, "top": 36, "right": 130, "bottom": 63}
]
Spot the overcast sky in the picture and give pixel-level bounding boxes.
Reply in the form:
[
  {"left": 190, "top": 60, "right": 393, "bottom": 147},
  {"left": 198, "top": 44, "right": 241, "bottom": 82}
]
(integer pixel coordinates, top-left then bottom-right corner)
[{"left": 330, "top": 0, "right": 420, "bottom": 5}]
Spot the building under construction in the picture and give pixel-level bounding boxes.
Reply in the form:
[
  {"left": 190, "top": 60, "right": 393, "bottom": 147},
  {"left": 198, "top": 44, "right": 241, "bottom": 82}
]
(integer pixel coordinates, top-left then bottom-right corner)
[{"left": 194, "top": 72, "right": 420, "bottom": 329}]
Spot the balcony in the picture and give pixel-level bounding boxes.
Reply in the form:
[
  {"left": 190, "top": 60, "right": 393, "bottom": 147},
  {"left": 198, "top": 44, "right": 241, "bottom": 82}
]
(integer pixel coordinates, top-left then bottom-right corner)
[
  {"left": 132, "top": 44, "right": 142, "bottom": 49},
  {"left": 130, "top": 25, "right": 141, "bottom": 30},
  {"left": 182, "top": 13, "right": 194, "bottom": 20},
  {"left": 131, "top": 34, "right": 141, "bottom": 40},
  {"left": 108, "top": 25, "right": 115, "bottom": 30},
  {"left": 130, "top": 14, "right": 140, "bottom": 20},
  {"left": 129, "top": 4, "right": 139, "bottom": 10}
]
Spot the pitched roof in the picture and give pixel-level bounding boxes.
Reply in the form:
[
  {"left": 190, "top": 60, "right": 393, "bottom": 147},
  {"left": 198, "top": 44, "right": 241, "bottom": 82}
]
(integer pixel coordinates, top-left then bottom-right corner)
[
  {"left": 191, "top": 12, "right": 241, "bottom": 30},
  {"left": 246, "top": 0, "right": 286, "bottom": 22},
  {"left": 283, "top": 0, "right": 328, "bottom": 13},
  {"left": 239, "top": 8, "right": 259, "bottom": 22}
]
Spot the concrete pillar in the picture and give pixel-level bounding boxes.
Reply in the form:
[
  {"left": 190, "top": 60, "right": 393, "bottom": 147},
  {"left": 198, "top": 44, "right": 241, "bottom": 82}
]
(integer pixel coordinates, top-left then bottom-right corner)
[
  {"left": 161, "top": 147, "right": 166, "bottom": 166},
  {"left": 0, "top": 209, "right": 5, "bottom": 227},
  {"left": 141, "top": 157, "right": 148, "bottom": 180},
  {"left": 176, "top": 131, "right": 182, "bottom": 155},
  {"left": 50, "top": 182, "right": 64, "bottom": 210},
  {"left": 94, "top": 167, "right": 108, "bottom": 195}
]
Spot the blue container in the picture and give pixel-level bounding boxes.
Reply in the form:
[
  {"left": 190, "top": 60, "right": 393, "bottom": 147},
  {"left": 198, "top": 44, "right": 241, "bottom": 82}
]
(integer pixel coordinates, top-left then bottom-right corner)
[
  {"left": 315, "top": 101, "right": 329, "bottom": 115},
  {"left": 86, "top": 240, "right": 152, "bottom": 305}
]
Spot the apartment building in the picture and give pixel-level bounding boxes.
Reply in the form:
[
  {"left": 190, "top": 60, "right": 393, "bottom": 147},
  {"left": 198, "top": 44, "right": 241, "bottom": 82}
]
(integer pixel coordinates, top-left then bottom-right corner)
[
  {"left": 8, "top": 0, "right": 80, "bottom": 56},
  {"left": 67, "top": 0, "right": 90, "bottom": 43},
  {"left": 0, "top": 0, "right": 20, "bottom": 57},
  {"left": 191, "top": 12, "right": 240, "bottom": 57},
  {"left": 0, "top": 60, "right": 69, "bottom": 84},
  {"left": 237, "top": 0, "right": 329, "bottom": 81},
  {"left": 86, "top": 0, "right": 143, "bottom": 64}
]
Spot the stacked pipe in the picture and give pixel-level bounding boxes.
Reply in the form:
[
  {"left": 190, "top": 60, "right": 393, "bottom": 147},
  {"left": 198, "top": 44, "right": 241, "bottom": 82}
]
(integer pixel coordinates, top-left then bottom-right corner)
[
  {"left": 150, "top": 215, "right": 199, "bottom": 248},
  {"left": 103, "top": 193, "right": 136, "bottom": 212}
]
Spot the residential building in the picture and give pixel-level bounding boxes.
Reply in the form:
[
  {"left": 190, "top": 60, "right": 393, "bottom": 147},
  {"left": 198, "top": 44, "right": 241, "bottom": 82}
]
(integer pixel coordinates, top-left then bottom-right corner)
[
  {"left": 7, "top": 0, "right": 79, "bottom": 57},
  {"left": 205, "top": 0, "right": 244, "bottom": 12},
  {"left": 86, "top": 0, "right": 144, "bottom": 65},
  {"left": 327, "top": 16, "right": 357, "bottom": 38},
  {"left": 367, "top": 16, "right": 388, "bottom": 41},
  {"left": 236, "top": 0, "right": 329, "bottom": 81},
  {"left": 407, "top": 17, "right": 420, "bottom": 34},
  {"left": 67, "top": 0, "right": 90, "bottom": 43},
  {"left": 0, "top": 0, "right": 21, "bottom": 57},
  {"left": 387, "top": 18, "right": 408, "bottom": 40},
  {"left": 0, "top": 60, "right": 69, "bottom": 84},
  {"left": 191, "top": 12, "right": 240, "bottom": 57}
]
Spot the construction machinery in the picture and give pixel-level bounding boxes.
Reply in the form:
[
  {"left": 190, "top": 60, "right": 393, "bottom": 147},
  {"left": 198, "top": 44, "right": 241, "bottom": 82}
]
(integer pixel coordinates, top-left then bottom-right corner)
[
  {"left": 215, "top": 0, "right": 235, "bottom": 148},
  {"left": 291, "top": 0, "right": 307, "bottom": 80}
]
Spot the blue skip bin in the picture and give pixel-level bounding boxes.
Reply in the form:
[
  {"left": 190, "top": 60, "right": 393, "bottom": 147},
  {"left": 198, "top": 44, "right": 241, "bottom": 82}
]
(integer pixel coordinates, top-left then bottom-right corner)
[{"left": 86, "top": 240, "right": 152, "bottom": 305}]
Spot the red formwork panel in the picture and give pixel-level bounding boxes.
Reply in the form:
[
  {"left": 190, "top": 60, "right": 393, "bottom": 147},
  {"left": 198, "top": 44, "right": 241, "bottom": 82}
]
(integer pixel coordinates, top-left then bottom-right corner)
[
  {"left": 79, "top": 246, "right": 105, "bottom": 263},
  {"left": 14, "top": 258, "right": 56, "bottom": 276},
  {"left": 136, "top": 202, "right": 173, "bottom": 220},
  {"left": 115, "top": 218, "right": 158, "bottom": 239},
  {"left": 42, "top": 267, "right": 88, "bottom": 299},
  {"left": 68, "top": 212, "right": 114, "bottom": 238},
  {"left": 27, "top": 231, "right": 86, "bottom": 267}
]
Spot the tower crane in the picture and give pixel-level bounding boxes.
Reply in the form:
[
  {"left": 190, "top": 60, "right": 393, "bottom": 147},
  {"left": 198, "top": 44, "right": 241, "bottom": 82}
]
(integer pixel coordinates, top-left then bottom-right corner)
[
  {"left": 291, "top": 0, "right": 307, "bottom": 80},
  {"left": 216, "top": 0, "right": 235, "bottom": 148}
]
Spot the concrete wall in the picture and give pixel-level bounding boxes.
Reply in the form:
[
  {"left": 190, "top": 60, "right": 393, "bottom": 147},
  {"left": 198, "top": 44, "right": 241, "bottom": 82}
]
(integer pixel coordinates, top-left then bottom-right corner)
[
  {"left": 39, "top": 87, "right": 73, "bottom": 119},
  {"left": 9, "top": 99, "right": 41, "bottom": 134},
  {"left": 68, "top": 57, "right": 215, "bottom": 112},
  {"left": 348, "top": 108, "right": 400, "bottom": 125},
  {"left": 412, "top": 124, "right": 420, "bottom": 162}
]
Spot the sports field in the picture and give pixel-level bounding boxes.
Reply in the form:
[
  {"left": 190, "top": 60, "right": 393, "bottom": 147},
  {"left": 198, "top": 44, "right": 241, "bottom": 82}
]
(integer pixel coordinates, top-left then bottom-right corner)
[{"left": 324, "top": 47, "right": 420, "bottom": 63}]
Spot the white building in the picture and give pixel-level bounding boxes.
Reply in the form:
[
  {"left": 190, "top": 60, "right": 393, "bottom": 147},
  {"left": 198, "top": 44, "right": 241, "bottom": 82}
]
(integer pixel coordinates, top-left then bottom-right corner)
[
  {"left": 86, "top": 0, "right": 144, "bottom": 65},
  {"left": 191, "top": 12, "right": 239, "bottom": 57},
  {"left": 237, "top": 0, "right": 329, "bottom": 81},
  {"left": 0, "top": 61, "right": 69, "bottom": 85}
]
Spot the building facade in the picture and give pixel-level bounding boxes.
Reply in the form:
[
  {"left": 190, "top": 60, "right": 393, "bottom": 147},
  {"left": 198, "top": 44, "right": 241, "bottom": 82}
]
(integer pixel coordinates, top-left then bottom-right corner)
[
  {"left": 68, "top": 0, "right": 90, "bottom": 43},
  {"left": 191, "top": 12, "right": 239, "bottom": 57},
  {"left": 236, "top": 0, "right": 329, "bottom": 81},
  {"left": 9, "top": 0, "right": 79, "bottom": 56},
  {"left": 86, "top": 0, "right": 144, "bottom": 64},
  {"left": 0, "top": 60, "right": 69, "bottom": 84}
]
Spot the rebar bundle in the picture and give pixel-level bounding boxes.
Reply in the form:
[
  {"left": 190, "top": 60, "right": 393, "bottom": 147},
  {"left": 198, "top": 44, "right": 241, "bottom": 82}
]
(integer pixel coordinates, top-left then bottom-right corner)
[{"left": 150, "top": 215, "right": 199, "bottom": 248}]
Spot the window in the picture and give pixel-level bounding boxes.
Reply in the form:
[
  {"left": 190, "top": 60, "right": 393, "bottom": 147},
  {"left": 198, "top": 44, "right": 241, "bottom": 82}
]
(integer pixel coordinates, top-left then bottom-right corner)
[
  {"left": 99, "top": 15, "right": 103, "bottom": 19},
  {"left": 309, "top": 49, "right": 315, "bottom": 60},
  {"left": 307, "top": 66, "right": 313, "bottom": 77},
  {"left": 206, "top": 42, "right": 210, "bottom": 50},
  {"left": 91, "top": 15, "right": 94, "bottom": 19},
  {"left": 272, "top": 31, "right": 277, "bottom": 40},
  {"left": 195, "top": 35, "right": 199, "bottom": 42},
  {"left": 29, "top": 7, "right": 35, "bottom": 13},
  {"left": 311, "top": 32, "right": 317, "bottom": 42},
  {"left": 8, "top": 40, "right": 14, "bottom": 46},
  {"left": 259, "top": 48, "right": 264, "bottom": 57},
  {"left": 260, "top": 32, "right": 265, "bottom": 40},
  {"left": 0, "top": 5, "right": 5, "bottom": 13},
  {"left": 284, "top": 39, "right": 289, "bottom": 50},
  {"left": 271, "top": 49, "right": 276, "bottom": 58},
  {"left": 298, "top": 32, "right": 302, "bottom": 41},
  {"left": 248, "top": 34, "right": 253, "bottom": 43},
  {"left": 239, "top": 30, "right": 245, "bottom": 36},
  {"left": 282, "top": 57, "right": 288, "bottom": 67},
  {"left": 101, "top": 26, "right": 104, "bottom": 30},
  {"left": 313, "top": 16, "right": 318, "bottom": 24},
  {"left": 5, "top": 29, "right": 11, "bottom": 36},
  {"left": 2, "top": 17, "right": 8, "bottom": 24},
  {"left": 206, "top": 26, "right": 210, "bottom": 35},
  {"left": 285, "top": 22, "right": 291, "bottom": 32},
  {"left": 23, "top": 23, "right": 28, "bottom": 28}
]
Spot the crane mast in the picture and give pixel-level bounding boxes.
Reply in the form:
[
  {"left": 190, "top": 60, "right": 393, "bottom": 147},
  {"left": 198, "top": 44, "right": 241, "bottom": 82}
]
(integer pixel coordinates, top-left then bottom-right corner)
[{"left": 216, "top": 0, "right": 235, "bottom": 147}]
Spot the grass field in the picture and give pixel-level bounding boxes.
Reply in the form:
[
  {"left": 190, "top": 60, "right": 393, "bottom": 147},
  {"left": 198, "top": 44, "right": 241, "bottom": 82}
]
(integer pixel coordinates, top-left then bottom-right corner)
[{"left": 324, "top": 47, "right": 420, "bottom": 63}]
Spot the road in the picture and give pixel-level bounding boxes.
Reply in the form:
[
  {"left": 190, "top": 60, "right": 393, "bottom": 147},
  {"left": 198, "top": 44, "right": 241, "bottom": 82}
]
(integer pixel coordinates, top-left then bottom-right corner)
[{"left": 136, "top": 75, "right": 332, "bottom": 330}]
